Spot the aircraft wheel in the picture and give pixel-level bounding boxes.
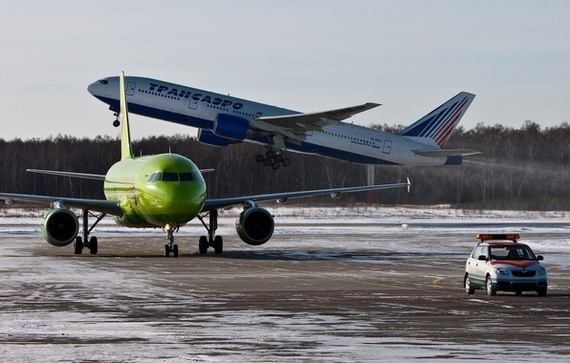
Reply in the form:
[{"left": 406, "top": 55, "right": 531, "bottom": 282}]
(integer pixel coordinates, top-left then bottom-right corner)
[
  {"left": 89, "top": 237, "right": 98, "bottom": 255},
  {"left": 74, "top": 237, "right": 83, "bottom": 255},
  {"left": 213, "top": 236, "right": 223, "bottom": 254},
  {"left": 173, "top": 244, "right": 179, "bottom": 258},
  {"left": 113, "top": 120, "right": 120, "bottom": 127},
  {"left": 282, "top": 158, "right": 291, "bottom": 167},
  {"left": 164, "top": 244, "right": 170, "bottom": 257},
  {"left": 255, "top": 154, "right": 265, "bottom": 163},
  {"left": 271, "top": 162, "right": 280, "bottom": 170},
  {"left": 199, "top": 236, "right": 208, "bottom": 254}
]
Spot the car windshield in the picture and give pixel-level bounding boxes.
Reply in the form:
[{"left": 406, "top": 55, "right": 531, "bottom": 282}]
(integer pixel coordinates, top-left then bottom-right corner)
[{"left": 490, "top": 245, "right": 537, "bottom": 260}]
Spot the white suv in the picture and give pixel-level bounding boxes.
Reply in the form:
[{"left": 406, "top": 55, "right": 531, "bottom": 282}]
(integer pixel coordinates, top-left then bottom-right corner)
[{"left": 464, "top": 234, "right": 548, "bottom": 296}]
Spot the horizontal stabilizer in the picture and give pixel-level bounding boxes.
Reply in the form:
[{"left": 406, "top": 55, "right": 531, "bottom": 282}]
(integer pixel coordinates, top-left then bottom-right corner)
[
  {"left": 27, "top": 169, "right": 106, "bottom": 181},
  {"left": 413, "top": 149, "right": 481, "bottom": 157}
]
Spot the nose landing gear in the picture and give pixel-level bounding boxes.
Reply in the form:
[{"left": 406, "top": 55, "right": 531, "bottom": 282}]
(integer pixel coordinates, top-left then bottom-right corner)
[
  {"left": 163, "top": 224, "right": 179, "bottom": 257},
  {"left": 113, "top": 113, "right": 120, "bottom": 127}
]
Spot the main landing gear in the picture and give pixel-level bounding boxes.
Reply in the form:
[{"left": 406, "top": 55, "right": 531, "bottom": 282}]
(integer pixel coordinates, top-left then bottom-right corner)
[
  {"left": 163, "top": 224, "right": 179, "bottom": 258},
  {"left": 197, "top": 209, "right": 223, "bottom": 254},
  {"left": 255, "top": 149, "right": 291, "bottom": 170},
  {"left": 74, "top": 209, "right": 106, "bottom": 255}
]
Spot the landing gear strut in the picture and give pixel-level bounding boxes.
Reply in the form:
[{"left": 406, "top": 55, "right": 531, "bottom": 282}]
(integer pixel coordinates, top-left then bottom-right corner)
[
  {"left": 255, "top": 149, "right": 291, "bottom": 170},
  {"left": 74, "top": 209, "right": 106, "bottom": 255},
  {"left": 163, "top": 224, "right": 179, "bottom": 258},
  {"left": 197, "top": 209, "right": 223, "bottom": 254}
]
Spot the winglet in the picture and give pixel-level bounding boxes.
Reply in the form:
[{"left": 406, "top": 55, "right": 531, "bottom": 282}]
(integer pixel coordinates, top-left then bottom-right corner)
[{"left": 119, "top": 71, "right": 134, "bottom": 160}]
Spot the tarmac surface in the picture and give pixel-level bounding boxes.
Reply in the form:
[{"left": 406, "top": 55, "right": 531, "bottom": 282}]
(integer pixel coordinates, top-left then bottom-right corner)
[{"left": 1, "top": 212, "right": 570, "bottom": 362}]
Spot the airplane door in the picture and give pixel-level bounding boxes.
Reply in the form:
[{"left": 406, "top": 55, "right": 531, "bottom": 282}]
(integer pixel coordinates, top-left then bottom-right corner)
[
  {"left": 189, "top": 99, "right": 198, "bottom": 110},
  {"left": 383, "top": 140, "right": 392, "bottom": 154},
  {"left": 126, "top": 82, "right": 136, "bottom": 96}
]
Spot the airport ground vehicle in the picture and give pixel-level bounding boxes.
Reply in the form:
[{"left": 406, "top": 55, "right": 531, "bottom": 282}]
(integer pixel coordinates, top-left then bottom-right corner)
[{"left": 464, "top": 234, "right": 548, "bottom": 296}]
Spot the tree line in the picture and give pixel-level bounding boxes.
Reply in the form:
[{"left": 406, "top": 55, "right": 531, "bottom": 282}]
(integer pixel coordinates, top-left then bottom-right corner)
[{"left": 1, "top": 120, "right": 570, "bottom": 209}]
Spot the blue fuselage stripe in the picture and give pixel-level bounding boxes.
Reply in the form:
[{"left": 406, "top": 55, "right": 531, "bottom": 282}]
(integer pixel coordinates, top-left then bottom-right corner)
[{"left": 98, "top": 96, "right": 401, "bottom": 165}]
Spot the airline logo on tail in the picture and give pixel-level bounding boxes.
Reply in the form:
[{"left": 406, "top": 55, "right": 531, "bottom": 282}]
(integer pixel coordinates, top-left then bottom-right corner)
[{"left": 400, "top": 92, "right": 475, "bottom": 148}]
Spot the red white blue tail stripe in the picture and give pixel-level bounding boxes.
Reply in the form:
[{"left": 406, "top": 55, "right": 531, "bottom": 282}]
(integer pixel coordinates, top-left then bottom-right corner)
[{"left": 400, "top": 92, "right": 476, "bottom": 148}]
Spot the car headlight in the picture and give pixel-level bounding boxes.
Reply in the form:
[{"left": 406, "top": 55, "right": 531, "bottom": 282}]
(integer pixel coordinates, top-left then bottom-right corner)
[
  {"left": 494, "top": 267, "right": 510, "bottom": 276},
  {"left": 538, "top": 267, "right": 547, "bottom": 276}
]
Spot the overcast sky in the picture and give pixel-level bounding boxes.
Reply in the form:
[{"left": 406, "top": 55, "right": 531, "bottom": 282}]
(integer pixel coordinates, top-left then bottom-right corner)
[{"left": 1, "top": 1, "right": 569, "bottom": 140}]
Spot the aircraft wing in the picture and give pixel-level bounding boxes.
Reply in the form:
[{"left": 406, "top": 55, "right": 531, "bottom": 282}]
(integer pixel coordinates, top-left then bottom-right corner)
[
  {"left": 0, "top": 192, "right": 123, "bottom": 216},
  {"left": 202, "top": 179, "right": 410, "bottom": 211},
  {"left": 413, "top": 149, "right": 481, "bottom": 157},
  {"left": 255, "top": 102, "right": 380, "bottom": 130}
]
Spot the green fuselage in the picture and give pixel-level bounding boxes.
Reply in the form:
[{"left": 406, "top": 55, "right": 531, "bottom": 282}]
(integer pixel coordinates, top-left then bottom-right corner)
[{"left": 104, "top": 153, "right": 207, "bottom": 228}]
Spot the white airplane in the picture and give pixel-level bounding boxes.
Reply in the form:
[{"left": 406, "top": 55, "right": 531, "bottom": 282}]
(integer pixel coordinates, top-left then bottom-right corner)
[
  {"left": 0, "top": 72, "right": 410, "bottom": 257},
  {"left": 88, "top": 76, "right": 479, "bottom": 169}
]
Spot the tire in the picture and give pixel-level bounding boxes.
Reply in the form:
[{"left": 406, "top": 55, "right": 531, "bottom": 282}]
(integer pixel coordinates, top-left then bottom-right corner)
[
  {"left": 74, "top": 237, "right": 83, "bottom": 255},
  {"left": 486, "top": 276, "right": 496, "bottom": 296},
  {"left": 164, "top": 244, "right": 170, "bottom": 257},
  {"left": 255, "top": 154, "right": 265, "bottom": 163},
  {"left": 89, "top": 237, "right": 98, "bottom": 255},
  {"left": 213, "top": 235, "right": 223, "bottom": 254},
  {"left": 464, "top": 274, "right": 475, "bottom": 294},
  {"left": 536, "top": 287, "right": 547, "bottom": 297},
  {"left": 199, "top": 236, "right": 208, "bottom": 254},
  {"left": 515, "top": 290, "right": 523, "bottom": 296},
  {"left": 173, "top": 244, "right": 179, "bottom": 258}
]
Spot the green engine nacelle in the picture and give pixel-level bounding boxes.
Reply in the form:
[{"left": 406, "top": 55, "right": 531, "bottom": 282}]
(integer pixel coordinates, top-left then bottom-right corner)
[
  {"left": 41, "top": 208, "right": 79, "bottom": 247},
  {"left": 235, "top": 207, "right": 274, "bottom": 246}
]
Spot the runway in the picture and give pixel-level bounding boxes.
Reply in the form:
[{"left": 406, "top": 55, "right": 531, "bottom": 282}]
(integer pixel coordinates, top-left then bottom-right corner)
[{"left": 1, "top": 207, "right": 570, "bottom": 362}]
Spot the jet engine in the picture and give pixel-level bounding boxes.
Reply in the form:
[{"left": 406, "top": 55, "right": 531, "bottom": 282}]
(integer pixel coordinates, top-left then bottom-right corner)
[
  {"left": 41, "top": 208, "right": 79, "bottom": 247},
  {"left": 213, "top": 114, "right": 249, "bottom": 140},
  {"left": 197, "top": 129, "right": 232, "bottom": 147},
  {"left": 235, "top": 207, "right": 274, "bottom": 246}
]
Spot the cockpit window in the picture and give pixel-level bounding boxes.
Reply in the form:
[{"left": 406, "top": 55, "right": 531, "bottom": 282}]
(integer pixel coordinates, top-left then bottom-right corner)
[
  {"left": 162, "top": 172, "right": 178, "bottom": 182},
  {"left": 180, "top": 172, "right": 194, "bottom": 181},
  {"left": 98, "top": 79, "right": 109, "bottom": 85},
  {"left": 147, "top": 171, "right": 197, "bottom": 183},
  {"left": 147, "top": 172, "right": 162, "bottom": 183}
]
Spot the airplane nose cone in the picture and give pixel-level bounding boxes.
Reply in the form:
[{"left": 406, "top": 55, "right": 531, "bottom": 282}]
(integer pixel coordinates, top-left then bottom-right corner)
[{"left": 87, "top": 82, "right": 97, "bottom": 96}]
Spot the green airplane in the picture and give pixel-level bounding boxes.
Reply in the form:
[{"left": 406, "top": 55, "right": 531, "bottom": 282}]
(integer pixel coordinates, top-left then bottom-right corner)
[{"left": 0, "top": 72, "right": 410, "bottom": 257}]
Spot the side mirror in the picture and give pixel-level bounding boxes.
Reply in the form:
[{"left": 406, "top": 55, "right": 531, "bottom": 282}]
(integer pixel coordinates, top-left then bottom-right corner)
[
  {"left": 478, "top": 255, "right": 487, "bottom": 261},
  {"left": 537, "top": 255, "right": 544, "bottom": 261}
]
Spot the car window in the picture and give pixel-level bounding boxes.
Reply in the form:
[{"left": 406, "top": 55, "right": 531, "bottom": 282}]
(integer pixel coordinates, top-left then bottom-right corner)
[
  {"left": 471, "top": 246, "right": 482, "bottom": 259},
  {"left": 480, "top": 246, "right": 489, "bottom": 259},
  {"left": 490, "top": 245, "right": 537, "bottom": 260}
]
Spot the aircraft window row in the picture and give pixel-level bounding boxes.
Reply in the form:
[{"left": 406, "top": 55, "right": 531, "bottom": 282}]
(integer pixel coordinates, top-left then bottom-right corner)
[
  {"left": 322, "top": 131, "right": 377, "bottom": 145},
  {"left": 139, "top": 89, "right": 180, "bottom": 100},
  {"left": 147, "top": 172, "right": 196, "bottom": 183},
  {"left": 206, "top": 104, "right": 257, "bottom": 119}
]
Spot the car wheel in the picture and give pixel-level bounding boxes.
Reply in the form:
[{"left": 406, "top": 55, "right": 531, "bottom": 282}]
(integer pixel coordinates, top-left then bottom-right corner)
[
  {"left": 536, "top": 287, "right": 547, "bottom": 297},
  {"left": 486, "top": 276, "right": 496, "bottom": 296},
  {"left": 464, "top": 274, "right": 475, "bottom": 295}
]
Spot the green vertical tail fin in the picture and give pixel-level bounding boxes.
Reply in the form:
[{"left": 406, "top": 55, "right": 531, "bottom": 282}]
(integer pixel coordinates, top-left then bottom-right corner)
[{"left": 119, "top": 71, "right": 134, "bottom": 160}]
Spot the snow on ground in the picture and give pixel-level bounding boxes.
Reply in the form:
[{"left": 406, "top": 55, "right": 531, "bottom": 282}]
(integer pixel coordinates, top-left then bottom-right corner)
[{"left": 1, "top": 206, "right": 569, "bottom": 362}]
